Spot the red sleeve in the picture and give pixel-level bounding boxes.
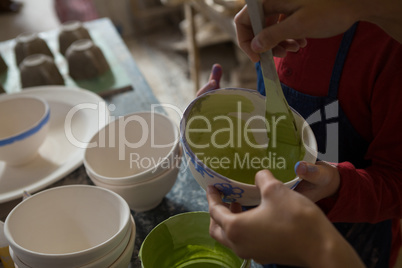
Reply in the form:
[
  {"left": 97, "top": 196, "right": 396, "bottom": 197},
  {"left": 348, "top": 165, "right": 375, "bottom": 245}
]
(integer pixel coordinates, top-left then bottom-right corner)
[
  {"left": 318, "top": 39, "right": 402, "bottom": 223},
  {"left": 323, "top": 162, "right": 402, "bottom": 223}
]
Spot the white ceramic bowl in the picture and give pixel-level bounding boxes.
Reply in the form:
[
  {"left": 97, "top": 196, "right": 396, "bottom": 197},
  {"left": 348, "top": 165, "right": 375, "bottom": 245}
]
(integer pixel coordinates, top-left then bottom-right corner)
[
  {"left": 89, "top": 147, "right": 182, "bottom": 212},
  {"left": 109, "top": 215, "right": 136, "bottom": 268},
  {"left": 4, "top": 185, "right": 131, "bottom": 268},
  {"left": 0, "top": 95, "right": 50, "bottom": 166},
  {"left": 180, "top": 88, "right": 317, "bottom": 206},
  {"left": 9, "top": 247, "right": 30, "bottom": 268},
  {"left": 84, "top": 112, "right": 180, "bottom": 186},
  {"left": 10, "top": 216, "right": 135, "bottom": 268},
  {"left": 80, "top": 215, "right": 133, "bottom": 268}
]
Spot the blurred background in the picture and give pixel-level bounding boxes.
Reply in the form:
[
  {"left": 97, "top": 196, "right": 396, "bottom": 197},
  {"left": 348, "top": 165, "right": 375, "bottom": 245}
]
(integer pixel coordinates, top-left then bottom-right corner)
[{"left": 0, "top": 0, "right": 256, "bottom": 110}]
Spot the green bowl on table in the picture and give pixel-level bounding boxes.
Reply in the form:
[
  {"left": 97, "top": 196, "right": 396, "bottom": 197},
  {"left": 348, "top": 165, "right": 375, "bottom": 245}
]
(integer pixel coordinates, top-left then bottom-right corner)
[{"left": 139, "top": 212, "right": 243, "bottom": 268}]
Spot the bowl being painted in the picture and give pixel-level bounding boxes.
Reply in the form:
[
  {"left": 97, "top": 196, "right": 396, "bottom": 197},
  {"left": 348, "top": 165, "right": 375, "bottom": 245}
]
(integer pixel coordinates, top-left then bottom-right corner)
[{"left": 180, "top": 88, "right": 317, "bottom": 206}]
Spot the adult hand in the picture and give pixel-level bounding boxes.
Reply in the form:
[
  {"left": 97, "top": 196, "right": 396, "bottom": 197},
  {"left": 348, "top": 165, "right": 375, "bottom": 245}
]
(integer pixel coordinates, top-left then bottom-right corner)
[
  {"left": 207, "top": 170, "right": 364, "bottom": 267},
  {"left": 234, "top": 0, "right": 373, "bottom": 62},
  {"left": 235, "top": 6, "right": 308, "bottom": 62},
  {"left": 236, "top": 0, "right": 402, "bottom": 60},
  {"left": 196, "top": 64, "right": 222, "bottom": 96},
  {"left": 294, "top": 161, "right": 340, "bottom": 202}
]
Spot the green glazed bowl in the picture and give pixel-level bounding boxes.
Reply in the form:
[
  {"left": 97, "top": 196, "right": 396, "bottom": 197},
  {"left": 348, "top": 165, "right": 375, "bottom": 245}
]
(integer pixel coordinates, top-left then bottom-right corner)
[{"left": 139, "top": 212, "right": 243, "bottom": 268}]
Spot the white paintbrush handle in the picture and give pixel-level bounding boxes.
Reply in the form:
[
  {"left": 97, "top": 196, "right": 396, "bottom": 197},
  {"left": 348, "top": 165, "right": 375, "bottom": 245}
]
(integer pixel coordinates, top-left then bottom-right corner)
[
  {"left": 245, "top": 0, "right": 300, "bottom": 144},
  {"left": 245, "top": 0, "right": 282, "bottom": 94}
]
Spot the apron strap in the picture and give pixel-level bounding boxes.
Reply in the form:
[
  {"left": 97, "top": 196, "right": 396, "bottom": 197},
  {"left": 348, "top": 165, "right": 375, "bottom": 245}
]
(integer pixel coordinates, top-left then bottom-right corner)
[{"left": 328, "top": 22, "right": 359, "bottom": 99}]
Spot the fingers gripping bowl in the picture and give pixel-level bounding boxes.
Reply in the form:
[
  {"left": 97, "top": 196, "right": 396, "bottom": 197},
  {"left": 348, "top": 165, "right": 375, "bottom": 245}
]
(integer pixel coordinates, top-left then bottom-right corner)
[{"left": 180, "top": 88, "right": 317, "bottom": 206}]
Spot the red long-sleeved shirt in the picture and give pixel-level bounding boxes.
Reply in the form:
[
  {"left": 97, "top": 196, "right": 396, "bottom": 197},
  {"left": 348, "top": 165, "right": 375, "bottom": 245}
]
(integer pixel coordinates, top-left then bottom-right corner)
[{"left": 275, "top": 22, "right": 402, "bottom": 267}]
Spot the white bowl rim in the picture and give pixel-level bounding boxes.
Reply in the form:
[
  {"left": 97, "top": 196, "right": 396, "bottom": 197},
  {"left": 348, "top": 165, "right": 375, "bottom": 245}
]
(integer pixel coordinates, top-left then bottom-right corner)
[
  {"left": 83, "top": 111, "right": 180, "bottom": 182},
  {"left": 89, "top": 146, "right": 183, "bottom": 188},
  {"left": 108, "top": 215, "right": 136, "bottom": 267},
  {"left": 4, "top": 185, "right": 131, "bottom": 259},
  {"left": 9, "top": 246, "right": 32, "bottom": 268},
  {"left": 180, "top": 87, "right": 317, "bottom": 188},
  {"left": 79, "top": 215, "right": 134, "bottom": 268},
  {"left": 0, "top": 95, "right": 50, "bottom": 147}
]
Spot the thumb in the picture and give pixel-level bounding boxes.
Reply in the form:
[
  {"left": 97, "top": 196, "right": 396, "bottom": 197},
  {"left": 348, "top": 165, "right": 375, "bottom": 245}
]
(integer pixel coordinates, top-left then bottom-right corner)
[
  {"left": 294, "top": 161, "right": 322, "bottom": 184},
  {"left": 294, "top": 161, "right": 340, "bottom": 201},
  {"left": 196, "top": 79, "right": 217, "bottom": 97},
  {"left": 209, "top": 63, "right": 222, "bottom": 88},
  {"left": 295, "top": 161, "right": 337, "bottom": 185}
]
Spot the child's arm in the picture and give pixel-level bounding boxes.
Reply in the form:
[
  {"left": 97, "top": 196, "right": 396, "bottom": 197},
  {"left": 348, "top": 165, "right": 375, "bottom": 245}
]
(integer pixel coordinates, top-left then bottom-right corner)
[
  {"left": 294, "top": 43, "right": 402, "bottom": 223},
  {"left": 295, "top": 160, "right": 402, "bottom": 223}
]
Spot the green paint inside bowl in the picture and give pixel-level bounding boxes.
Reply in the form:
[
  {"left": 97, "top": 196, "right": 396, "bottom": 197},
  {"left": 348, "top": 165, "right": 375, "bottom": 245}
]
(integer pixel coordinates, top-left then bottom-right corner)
[
  {"left": 139, "top": 212, "right": 243, "bottom": 268},
  {"left": 185, "top": 91, "right": 304, "bottom": 184}
]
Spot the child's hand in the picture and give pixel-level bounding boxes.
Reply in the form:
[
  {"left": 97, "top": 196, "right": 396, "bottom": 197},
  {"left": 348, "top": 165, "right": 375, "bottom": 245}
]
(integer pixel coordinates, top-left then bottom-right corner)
[
  {"left": 207, "top": 169, "right": 364, "bottom": 267},
  {"left": 196, "top": 64, "right": 222, "bottom": 97},
  {"left": 207, "top": 169, "right": 326, "bottom": 265},
  {"left": 294, "top": 161, "right": 341, "bottom": 202}
]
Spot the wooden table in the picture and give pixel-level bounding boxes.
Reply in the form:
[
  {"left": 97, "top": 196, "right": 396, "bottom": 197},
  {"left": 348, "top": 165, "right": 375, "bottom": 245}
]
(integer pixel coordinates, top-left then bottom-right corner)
[{"left": 0, "top": 17, "right": 261, "bottom": 268}]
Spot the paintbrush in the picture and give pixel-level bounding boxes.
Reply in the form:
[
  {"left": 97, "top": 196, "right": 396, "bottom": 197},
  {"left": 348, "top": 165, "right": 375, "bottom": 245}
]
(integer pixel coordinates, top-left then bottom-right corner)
[{"left": 245, "top": 0, "right": 300, "bottom": 146}]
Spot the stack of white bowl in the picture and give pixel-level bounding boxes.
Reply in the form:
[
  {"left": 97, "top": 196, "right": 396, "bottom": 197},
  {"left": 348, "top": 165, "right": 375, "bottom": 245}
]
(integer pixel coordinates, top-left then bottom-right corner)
[
  {"left": 4, "top": 185, "right": 135, "bottom": 268},
  {"left": 84, "top": 112, "right": 182, "bottom": 212}
]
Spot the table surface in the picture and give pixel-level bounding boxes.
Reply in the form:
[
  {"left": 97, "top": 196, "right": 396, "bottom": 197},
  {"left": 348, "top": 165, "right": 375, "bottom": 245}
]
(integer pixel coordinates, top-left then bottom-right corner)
[{"left": 0, "top": 18, "right": 261, "bottom": 268}]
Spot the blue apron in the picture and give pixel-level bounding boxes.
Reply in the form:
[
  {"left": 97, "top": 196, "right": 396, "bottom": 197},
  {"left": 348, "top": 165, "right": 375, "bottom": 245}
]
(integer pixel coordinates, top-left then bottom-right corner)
[{"left": 256, "top": 23, "right": 393, "bottom": 268}]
